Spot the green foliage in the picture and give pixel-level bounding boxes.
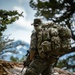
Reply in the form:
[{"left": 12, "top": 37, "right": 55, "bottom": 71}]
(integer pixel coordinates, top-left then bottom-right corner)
[
  {"left": 10, "top": 56, "right": 19, "bottom": 62},
  {"left": 29, "top": 0, "right": 75, "bottom": 72},
  {"left": 0, "top": 9, "right": 23, "bottom": 59},
  {"left": 30, "top": 0, "right": 75, "bottom": 27},
  {"left": 19, "top": 55, "right": 26, "bottom": 62},
  {"left": 0, "top": 9, "right": 23, "bottom": 36},
  {"left": 10, "top": 55, "right": 26, "bottom": 62}
]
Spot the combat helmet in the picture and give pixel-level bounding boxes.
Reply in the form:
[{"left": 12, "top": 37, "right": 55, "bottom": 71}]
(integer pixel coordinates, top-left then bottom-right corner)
[{"left": 32, "top": 18, "right": 42, "bottom": 26}]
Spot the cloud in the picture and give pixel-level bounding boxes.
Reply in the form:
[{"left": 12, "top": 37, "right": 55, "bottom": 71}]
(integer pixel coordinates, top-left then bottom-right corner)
[
  {"left": 19, "top": 51, "right": 23, "bottom": 54},
  {"left": 13, "top": 6, "right": 33, "bottom": 31},
  {"left": 17, "top": 0, "right": 26, "bottom": 5},
  {"left": 10, "top": 30, "right": 32, "bottom": 43},
  {"left": 13, "top": 6, "right": 27, "bottom": 18},
  {"left": 4, "top": 6, "right": 34, "bottom": 44},
  {"left": 5, "top": 6, "right": 33, "bottom": 44}
]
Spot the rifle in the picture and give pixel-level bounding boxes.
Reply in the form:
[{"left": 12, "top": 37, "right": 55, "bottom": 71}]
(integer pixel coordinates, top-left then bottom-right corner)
[{"left": 21, "top": 50, "right": 30, "bottom": 74}]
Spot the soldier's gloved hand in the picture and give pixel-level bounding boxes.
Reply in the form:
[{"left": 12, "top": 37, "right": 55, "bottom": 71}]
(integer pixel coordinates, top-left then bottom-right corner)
[{"left": 23, "top": 60, "right": 31, "bottom": 67}]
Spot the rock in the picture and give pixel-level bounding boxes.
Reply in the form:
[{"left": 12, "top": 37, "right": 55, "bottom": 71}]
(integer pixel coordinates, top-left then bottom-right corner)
[
  {"left": 0, "top": 59, "right": 22, "bottom": 75},
  {"left": 0, "top": 59, "right": 74, "bottom": 75},
  {"left": 51, "top": 67, "right": 72, "bottom": 75}
]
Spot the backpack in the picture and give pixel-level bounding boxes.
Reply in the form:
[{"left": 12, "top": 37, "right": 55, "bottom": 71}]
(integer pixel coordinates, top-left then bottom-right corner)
[{"left": 36, "top": 23, "right": 71, "bottom": 58}]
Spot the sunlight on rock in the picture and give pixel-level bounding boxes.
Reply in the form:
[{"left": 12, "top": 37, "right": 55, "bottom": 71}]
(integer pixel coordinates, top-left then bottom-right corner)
[{"left": 0, "top": 59, "right": 74, "bottom": 75}]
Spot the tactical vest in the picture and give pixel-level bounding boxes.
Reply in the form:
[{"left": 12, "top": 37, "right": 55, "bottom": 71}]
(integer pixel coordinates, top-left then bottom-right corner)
[{"left": 36, "top": 23, "right": 71, "bottom": 58}]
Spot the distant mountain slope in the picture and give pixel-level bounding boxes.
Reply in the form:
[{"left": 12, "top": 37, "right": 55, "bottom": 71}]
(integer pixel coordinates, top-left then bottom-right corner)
[{"left": 3, "top": 40, "right": 30, "bottom": 61}]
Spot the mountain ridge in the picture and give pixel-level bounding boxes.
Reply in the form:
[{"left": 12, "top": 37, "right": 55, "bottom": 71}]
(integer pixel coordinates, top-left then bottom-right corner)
[{"left": 2, "top": 40, "right": 30, "bottom": 61}]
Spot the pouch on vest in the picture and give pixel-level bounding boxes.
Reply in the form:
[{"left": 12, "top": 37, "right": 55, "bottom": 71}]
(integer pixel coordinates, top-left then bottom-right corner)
[
  {"left": 61, "top": 38, "right": 71, "bottom": 50},
  {"left": 50, "top": 27, "right": 59, "bottom": 36},
  {"left": 59, "top": 26, "right": 72, "bottom": 38},
  {"left": 41, "top": 41, "right": 51, "bottom": 52},
  {"left": 38, "top": 41, "right": 51, "bottom": 58},
  {"left": 51, "top": 36, "right": 61, "bottom": 50}
]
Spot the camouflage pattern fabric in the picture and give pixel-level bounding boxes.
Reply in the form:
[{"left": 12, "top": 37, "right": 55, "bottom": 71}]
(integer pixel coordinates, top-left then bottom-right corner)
[
  {"left": 51, "top": 36, "right": 61, "bottom": 50},
  {"left": 24, "top": 57, "right": 56, "bottom": 75},
  {"left": 60, "top": 38, "right": 71, "bottom": 54},
  {"left": 30, "top": 23, "right": 71, "bottom": 58},
  {"left": 58, "top": 26, "right": 72, "bottom": 38},
  {"left": 30, "top": 31, "right": 37, "bottom": 51},
  {"left": 24, "top": 22, "right": 72, "bottom": 75}
]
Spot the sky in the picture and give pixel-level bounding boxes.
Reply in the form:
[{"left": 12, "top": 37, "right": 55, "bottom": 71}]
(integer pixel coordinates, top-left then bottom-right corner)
[
  {"left": 0, "top": 0, "right": 37, "bottom": 44},
  {"left": 0, "top": 0, "right": 75, "bottom": 46},
  {"left": 1, "top": 0, "right": 75, "bottom": 61}
]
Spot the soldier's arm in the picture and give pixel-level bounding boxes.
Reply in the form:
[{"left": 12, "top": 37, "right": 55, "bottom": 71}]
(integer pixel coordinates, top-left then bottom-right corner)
[
  {"left": 30, "top": 50, "right": 36, "bottom": 61},
  {"left": 30, "top": 31, "right": 37, "bottom": 61}
]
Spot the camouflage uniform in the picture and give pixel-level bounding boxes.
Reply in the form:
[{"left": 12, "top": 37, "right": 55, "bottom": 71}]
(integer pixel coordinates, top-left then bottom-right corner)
[
  {"left": 24, "top": 19, "right": 72, "bottom": 75},
  {"left": 24, "top": 31, "right": 56, "bottom": 75}
]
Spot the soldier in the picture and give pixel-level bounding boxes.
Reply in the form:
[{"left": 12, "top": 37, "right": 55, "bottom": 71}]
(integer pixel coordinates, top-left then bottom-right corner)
[
  {"left": 24, "top": 18, "right": 56, "bottom": 75},
  {"left": 24, "top": 18, "right": 72, "bottom": 75}
]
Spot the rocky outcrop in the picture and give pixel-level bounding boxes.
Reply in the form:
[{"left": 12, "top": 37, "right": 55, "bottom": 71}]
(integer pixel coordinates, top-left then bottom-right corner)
[
  {"left": 52, "top": 68, "right": 73, "bottom": 75},
  {"left": 0, "top": 59, "right": 74, "bottom": 75},
  {"left": 0, "top": 59, "right": 22, "bottom": 75}
]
